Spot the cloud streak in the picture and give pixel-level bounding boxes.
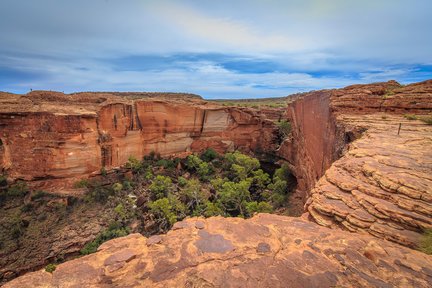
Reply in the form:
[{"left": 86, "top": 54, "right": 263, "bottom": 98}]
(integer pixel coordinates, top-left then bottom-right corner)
[{"left": 0, "top": 0, "right": 430, "bottom": 98}]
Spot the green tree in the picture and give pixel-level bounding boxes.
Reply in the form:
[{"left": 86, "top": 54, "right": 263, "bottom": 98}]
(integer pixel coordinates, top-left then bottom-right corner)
[
  {"left": 112, "top": 182, "right": 123, "bottom": 193},
  {"left": 149, "top": 175, "right": 173, "bottom": 200},
  {"left": 178, "top": 178, "right": 208, "bottom": 210},
  {"left": 216, "top": 180, "right": 251, "bottom": 216},
  {"left": 277, "top": 120, "right": 292, "bottom": 139},
  {"left": 203, "top": 201, "right": 224, "bottom": 217},
  {"left": 200, "top": 148, "right": 218, "bottom": 162},
  {"left": 245, "top": 201, "right": 273, "bottom": 217},
  {"left": 225, "top": 151, "right": 260, "bottom": 180},
  {"left": 125, "top": 156, "right": 143, "bottom": 172},
  {"left": 149, "top": 196, "right": 186, "bottom": 230},
  {"left": 250, "top": 169, "right": 271, "bottom": 190}
]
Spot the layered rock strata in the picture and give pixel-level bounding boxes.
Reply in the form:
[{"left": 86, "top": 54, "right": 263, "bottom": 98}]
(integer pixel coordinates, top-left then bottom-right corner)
[
  {"left": 0, "top": 91, "right": 279, "bottom": 193},
  {"left": 5, "top": 215, "right": 432, "bottom": 288},
  {"left": 278, "top": 80, "right": 432, "bottom": 246}
]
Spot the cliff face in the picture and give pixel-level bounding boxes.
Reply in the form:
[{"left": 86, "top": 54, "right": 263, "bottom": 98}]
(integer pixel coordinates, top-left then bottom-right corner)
[
  {"left": 0, "top": 92, "right": 279, "bottom": 192},
  {"left": 278, "top": 80, "right": 432, "bottom": 246},
  {"left": 5, "top": 215, "right": 432, "bottom": 288}
]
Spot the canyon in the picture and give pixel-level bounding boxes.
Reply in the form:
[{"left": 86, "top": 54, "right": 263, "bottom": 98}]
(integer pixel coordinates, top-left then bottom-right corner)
[{"left": 1, "top": 80, "right": 432, "bottom": 287}]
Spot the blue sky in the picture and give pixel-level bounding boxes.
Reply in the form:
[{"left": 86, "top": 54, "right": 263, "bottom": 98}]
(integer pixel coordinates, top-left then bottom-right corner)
[{"left": 0, "top": 0, "right": 431, "bottom": 99}]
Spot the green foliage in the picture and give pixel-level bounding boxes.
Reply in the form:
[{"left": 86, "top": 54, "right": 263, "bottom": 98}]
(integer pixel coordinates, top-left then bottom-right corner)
[
  {"left": 225, "top": 151, "right": 260, "bottom": 180},
  {"left": 45, "top": 263, "right": 57, "bottom": 273},
  {"left": 186, "top": 154, "right": 203, "bottom": 170},
  {"left": 186, "top": 154, "right": 213, "bottom": 180},
  {"left": 100, "top": 167, "right": 107, "bottom": 176},
  {"left": 122, "top": 180, "right": 133, "bottom": 190},
  {"left": 250, "top": 169, "right": 271, "bottom": 190},
  {"left": 83, "top": 181, "right": 113, "bottom": 203},
  {"left": 203, "top": 201, "right": 224, "bottom": 217},
  {"left": 143, "top": 167, "right": 154, "bottom": 181},
  {"left": 277, "top": 120, "right": 292, "bottom": 139},
  {"left": 177, "top": 176, "right": 188, "bottom": 187},
  {"left": 73, "top": 179, "right": 89, "bottom": 189},
  {"left": 112, "top": 182, "right": 123, "bottom": 193},
  {"left": 156, "top": 159, "right": 176, "bottom": 169},
  {"left": 30, "top": 190, "right": 50, "bottom": 200},
  {"left": 269, "top": 179, "right": 287, "bottom": 197},
  {"left": 200, "top": 148, "right": 218, "bottom": 162},
  {"left": 419, "top": 229, "right": 432, "bottom": 255},
  {"left": 216, "top": 180, "right": 251, "bottom": 216},
  {"left": 419, "top": 116, "right": 432, "bottom": 125},
  {"left": 6, "top": 181, "right": 29, "bottom": 197},
  {"left": 149, "top": 196, "right": 186, "bottom": 229},
  {"left": 125, "top": 156, "right": 143, "bottom": 172},
  {"left": 274, "top": 164, "right": 291, "bottom": 182},
  {"left": 80, "top": 222, "right": 129, "bottom": 255},
  {"left": 149, "top": 175, "right": 173, "bottom": 200},
  {"left": 197, "top": 161, "right": 212, "bottom": 180},
  {"left": 404, "top": 114, "right": 418, "bottom": 120},
  {"left": 245, "top": 201, "right": 273, "bottom": 216},
  {"left": 178, "top": 178, "right": 208, "bottom": 210}
]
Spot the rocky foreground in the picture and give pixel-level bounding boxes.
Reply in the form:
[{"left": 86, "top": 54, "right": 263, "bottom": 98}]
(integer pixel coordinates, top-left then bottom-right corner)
[
  {"left": 306, "top": 113, "right": 432, "bottom": 248},
  {"left": 2, "top": 80, "right": 432, "bottom": 287},
  {"left": 5, "top": 214, "right": 432, "bottom": 288}
]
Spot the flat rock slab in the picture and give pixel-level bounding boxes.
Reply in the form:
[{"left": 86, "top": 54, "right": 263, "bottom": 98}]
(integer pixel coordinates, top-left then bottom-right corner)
[{"left": 4, "top": 215, "right": 432, "bottom": 288}]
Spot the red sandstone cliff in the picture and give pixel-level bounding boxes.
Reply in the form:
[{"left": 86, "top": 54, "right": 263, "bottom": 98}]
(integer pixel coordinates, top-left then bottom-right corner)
[
  {"left": 278, "top": 80, "right": 432, "bottom": 246},
  {"left": 0, "top": 92, "right": 279, "bottom": 192}
]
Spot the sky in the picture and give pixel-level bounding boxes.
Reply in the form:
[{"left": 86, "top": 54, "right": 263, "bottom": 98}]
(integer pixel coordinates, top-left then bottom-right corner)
[{"left": 0, "top": 0, "right": 431, "bottom": 99}]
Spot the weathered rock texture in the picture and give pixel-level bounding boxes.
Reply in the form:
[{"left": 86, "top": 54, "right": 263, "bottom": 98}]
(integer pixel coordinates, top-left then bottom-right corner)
[
  {"left": 0, "top": 92, "right": 279, "bottom": 193},
  {"left": 305, "top": 113, "right": 432, "bottom": 247},
  {"left": 5, "top": 215, "right": 432, "bottom": 288},
  {"left": 278, "top": 80, "right": 432, "bottom": 246}
]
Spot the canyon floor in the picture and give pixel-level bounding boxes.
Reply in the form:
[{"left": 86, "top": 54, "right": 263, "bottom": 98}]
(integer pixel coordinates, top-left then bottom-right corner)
[{"left": 1, "top": 80, "right": 432, "bottom": 287}]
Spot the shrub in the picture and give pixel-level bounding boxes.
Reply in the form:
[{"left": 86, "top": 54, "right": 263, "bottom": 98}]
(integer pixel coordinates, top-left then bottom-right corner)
[
  {"left": 80, "top": 222, "right": 129, "bottom": 255},
  {"left": 112, "top": 182, "right": 123, "bottom": 193},
  {"left": 178, "top": 178, "right": 208, "bottom": 210},
  {"left": 277, "top": 120, "right": 292, "bottom": 139},
  {"left": 31, "top": 190, "right": 50, "bottom": 200},
  {"left": 186, "top": 154, "right": 203, "bottom": 171},
  {"left": 45, "top": 263, "right": 56, "bottom": 273},
  {"left": 7, "top": 181, "right": 29, "bottom": 197},
  {"left": 404, "top": 114, "right": 418, "bottom": 120},
  {"left": 125, "top": 156, "right": 143, "bottom": 172},
  {"left": 143, "top": 167, "right": 154, "bottom": 181},
  {"left": 203, "top": 201, "right": 224, "bottom": 217},
  {"left": 250, "top": 169, "right": 271, "bottom": 190},
  {"left": 419, "top": 116, "right": 432, "bottom": 125},
  {"left": 122, "top": 180, "right": 133, "bottom": 190},
  {"left": 273, "top": 164, "right": 291, "bottom": 182},
  {"left": 419, "top": 229, "right": 432, "bottom": 255},
  {"left": 100, "top": 167, "right": 107, "bottom": 176},
  {"left": 149, "top": 175, "right": 173, "bottom": 200},
  {"left": 200, "top": 148, "right": 218, "bottom": 162},
  {"left": 177, "top": 176, "right": 188, "bottom": 187},
  {"left": 73, "top": 179, "right": 89, "bottom": 189},
  {"left": 156, "top": 159, "right": 175, "bottom": 169},
  {"left": 245, "top": 201, "right": 273, "bottom": 216},
  {"left": 149, "top": 196, "right": 186, "bottom": 230},
  {"left": 83, "top": 181, "right": 113, "bottom": 203},
  {"left": 216, "top": 180, "right": 251, "bottom": 216},
  {"left": 225, "top": 151, "right": 260, "bottom": 180}
]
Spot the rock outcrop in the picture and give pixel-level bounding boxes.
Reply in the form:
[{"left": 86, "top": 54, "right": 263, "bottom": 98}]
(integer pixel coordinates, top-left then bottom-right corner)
[
  {"left": 5, "top": 215, "right": 432, "bottom": 288},
  {"left": 278, "top": 80, "right": 432, "bottom": 246},
  {"left": 0, "top": 91, "right": 279, "bottom": 193}
]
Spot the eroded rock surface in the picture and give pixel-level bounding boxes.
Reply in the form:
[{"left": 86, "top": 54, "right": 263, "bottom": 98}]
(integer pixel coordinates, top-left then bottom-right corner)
[
  {"left": 279, "top": 80, "right": 432, "bottom": 245},
  {"left": 5, "top": 215, "right": 432, "bottom": 288},
  {"left": 0, "top": 92, "right": 280, "bottom": 194},
  {"left": 305, "top": 113, "right": 432, "bottom": 247}
]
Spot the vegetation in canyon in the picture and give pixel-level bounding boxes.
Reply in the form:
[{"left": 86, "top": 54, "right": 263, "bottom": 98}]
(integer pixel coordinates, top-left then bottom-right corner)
[{"left": 0, "top": 149, "right": 294, "bottom": 281}]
